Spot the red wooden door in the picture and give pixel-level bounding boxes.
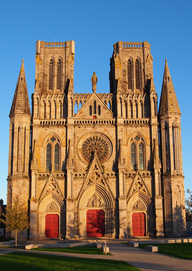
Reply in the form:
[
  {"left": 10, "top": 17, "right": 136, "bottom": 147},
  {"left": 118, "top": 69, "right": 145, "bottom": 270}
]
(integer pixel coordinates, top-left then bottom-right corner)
[
  {"left": 45, "top": 214, "right": 59, "bottom": 238},
  {"left": 87, "top": 210, "right": 105, "bottom": 237},
  {"left": 132, "top": 212, "right": 145, "bottom": 236}
]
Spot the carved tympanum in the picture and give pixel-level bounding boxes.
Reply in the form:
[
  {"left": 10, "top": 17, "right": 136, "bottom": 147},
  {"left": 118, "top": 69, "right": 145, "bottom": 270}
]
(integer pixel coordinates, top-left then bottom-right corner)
[
  {"left": 47, "top": 201, "right": 59, "bottom": 211},
  {"left": 87, "top": 193, "right": 104, "bottom": 208},
  {"left": 132, "top": 200, "right": 145, "bottom": 210}
]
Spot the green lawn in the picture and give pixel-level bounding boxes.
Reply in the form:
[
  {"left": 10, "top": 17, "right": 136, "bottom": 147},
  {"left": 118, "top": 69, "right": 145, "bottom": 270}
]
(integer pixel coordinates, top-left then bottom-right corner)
[
  {"left": 0, "top": 252, "right": 140, "bottom": 271},
  {"left": 139, "top": 243, "right": 192, "bottom": 260},
  {"left": 32, "top": 246, "right": 110, "bottom": 254}
]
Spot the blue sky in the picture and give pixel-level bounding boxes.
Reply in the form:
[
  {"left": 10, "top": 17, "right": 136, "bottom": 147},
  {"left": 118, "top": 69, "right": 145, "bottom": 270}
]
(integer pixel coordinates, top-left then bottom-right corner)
[{"left": 0, "top": 0, "right": 192, "bottom": 203}]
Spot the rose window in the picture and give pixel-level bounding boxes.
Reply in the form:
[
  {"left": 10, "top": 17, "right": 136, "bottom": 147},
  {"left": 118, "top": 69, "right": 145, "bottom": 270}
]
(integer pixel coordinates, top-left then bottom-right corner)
[{"left": 81, "top": 136, "right": 110, "bottom": 163}]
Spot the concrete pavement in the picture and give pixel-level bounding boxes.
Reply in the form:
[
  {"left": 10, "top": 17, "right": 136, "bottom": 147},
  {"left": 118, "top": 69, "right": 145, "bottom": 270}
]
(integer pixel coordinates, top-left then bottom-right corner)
[{"left": 0, "top": 242, "right": 192, "bottom": 271}]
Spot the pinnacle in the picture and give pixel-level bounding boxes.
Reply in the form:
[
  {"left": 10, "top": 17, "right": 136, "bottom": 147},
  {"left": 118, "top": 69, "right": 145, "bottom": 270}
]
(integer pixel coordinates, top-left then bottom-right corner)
[
  {"left": 9, "top": 60, "right": 31, "bottom": 118},
  {"left": 159, "top": 59, "right": 181, "bottom": 116}
]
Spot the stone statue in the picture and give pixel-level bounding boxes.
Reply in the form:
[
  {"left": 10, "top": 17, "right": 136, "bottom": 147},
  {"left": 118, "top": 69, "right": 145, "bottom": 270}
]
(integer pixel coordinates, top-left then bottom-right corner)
[{"left": 91, "top": 72, "right": 98, "bottom": 92}]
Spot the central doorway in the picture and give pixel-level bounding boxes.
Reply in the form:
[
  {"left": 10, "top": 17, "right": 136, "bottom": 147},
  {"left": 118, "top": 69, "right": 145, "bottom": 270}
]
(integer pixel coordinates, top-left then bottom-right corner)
[
  {"left": 86, "top": 210, "right": 105, "bottom": 237},
  {"left": 45, "top": 214, "right": 59, "bottom": 238},
  {"left": 132, "top": 212, "right": 145, "bottom": 236}
]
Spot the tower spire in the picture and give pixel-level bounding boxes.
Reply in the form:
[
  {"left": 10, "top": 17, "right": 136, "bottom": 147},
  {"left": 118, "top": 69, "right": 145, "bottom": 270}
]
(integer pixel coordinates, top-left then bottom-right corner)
[
  {"left": 159, "top": 59, "right": 180, "bottom": 116},
  {"left": 9, "top": 59, "right": 30, "bottom": 118}
]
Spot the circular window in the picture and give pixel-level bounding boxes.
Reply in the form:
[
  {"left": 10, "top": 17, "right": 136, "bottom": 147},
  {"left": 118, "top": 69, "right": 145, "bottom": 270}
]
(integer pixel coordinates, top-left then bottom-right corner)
[{"left": 78, "top": 133, "right": 112, "bottom": 164}]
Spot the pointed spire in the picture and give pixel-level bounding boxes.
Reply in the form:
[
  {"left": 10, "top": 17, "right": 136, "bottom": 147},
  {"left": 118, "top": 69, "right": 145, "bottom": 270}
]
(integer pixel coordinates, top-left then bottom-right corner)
[
  {"left": 159, "top": 59, "right": 181, "bottom": 116},
  {"left": 9, "top": 59, "right": 31, "bottom": 118}
]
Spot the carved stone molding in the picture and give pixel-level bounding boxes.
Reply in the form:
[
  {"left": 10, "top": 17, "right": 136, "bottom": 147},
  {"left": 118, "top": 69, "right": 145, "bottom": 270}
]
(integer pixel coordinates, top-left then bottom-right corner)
[
  {"left": 87, "top": 193, "right": 104, "bottom": 208},
  {"left": 132, "top": 200, "right": 145, "bottom": 210},
  {"left": 47, "top": 201, "right": 59, "bottom": 211}
]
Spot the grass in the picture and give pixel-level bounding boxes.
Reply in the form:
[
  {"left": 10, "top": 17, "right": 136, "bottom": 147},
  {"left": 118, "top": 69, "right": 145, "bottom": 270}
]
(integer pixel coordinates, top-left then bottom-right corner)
[
  {"left": 139, "top": 243, "right": 192, "bottom": 260},
  {"left": 0, "top": 252, "right": 141, "bottom": 271},
  {"left": 32, "top": 246, "right": 110, "bottom": 255}
]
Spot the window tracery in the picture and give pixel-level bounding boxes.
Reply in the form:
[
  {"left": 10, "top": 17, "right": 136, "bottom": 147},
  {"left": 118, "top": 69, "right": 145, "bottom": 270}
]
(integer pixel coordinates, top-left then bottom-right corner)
[
  {"left": 130, "top": 135, "right": 145, "bottom": 170},
  {"left": 46, "top": 136, "right": 61, "bottom": 171}
]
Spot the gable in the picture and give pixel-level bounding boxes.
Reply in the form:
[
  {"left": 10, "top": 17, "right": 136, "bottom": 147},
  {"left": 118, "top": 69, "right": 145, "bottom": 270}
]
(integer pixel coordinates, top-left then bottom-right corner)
[{"left": 75, "top": 93, "right": 113, "bottom": 119}]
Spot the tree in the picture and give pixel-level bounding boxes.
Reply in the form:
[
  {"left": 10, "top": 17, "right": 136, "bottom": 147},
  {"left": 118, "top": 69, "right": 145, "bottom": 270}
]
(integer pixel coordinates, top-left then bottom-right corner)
[
  {"left": 3, "top": 196, "right": 29, "bottom": 246},
  {"left": 186, "top": 189, "right": 192, "bottom": 218},
  {"left": 0, "top": 206, "right": 5, "bottom": 226}
]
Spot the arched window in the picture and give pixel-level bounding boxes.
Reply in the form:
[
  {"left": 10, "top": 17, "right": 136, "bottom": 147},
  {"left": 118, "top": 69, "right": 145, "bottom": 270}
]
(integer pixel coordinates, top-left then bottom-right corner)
[
  {"left": 46, "top": 143, "right": 51, "bottom": 171},
  {"left": 135, "top": 59, "right": 140, "bottom": 89},
  {"left": 49, "top": 59, "right": 54, "bottom": 90},
  {"left": 128, "top": 59, "right": 133, "bottom": 89},
  {"left": 89, "top": 105, "right": 92, "bottom": 116},
  {"left": 94, "top": 101, "right": 96, "bottom": 114},
  {"left": 54, "top": 101, "right": 57, "bottom": 119},
  {"left": 130, "top": 135, "right": 145, "bottom": 171},
  {"left": 10, "top": 123, "right": 14, "bottom": 175},
  {"left": 130, "top": 101, "right": 133, "bottom": 118},
  {"left": 165, "top": 123, "right": 170, "bottom": 171},
  {"left": 49, "top": 102, "right": 51, "bottom": 119},
  {"left": 125, "top": 102, "right": 128, "bottom": 118},
  {"left": 131, "top": 143, "right": 136, "bottom": 170},
  {"left": 139, "top": 143, "right": 144, "bottom": 170},
  {"left": 44, "top": 102, "right": 46, "bottom": 119},
  {"left": 37, "top": 98, "right": 39, "bottom": 118},
  {"left": 57, "top": 59, "right": 61, "bottom": 90},
  {"left": 54, "top": 143, "right": 59, "bottom": 171},
  {"left": 141, "top": 101, "right": 143, "bottom": 118},
  {"left": 153, "top": 97, "right": 157, "bottom": 116},
  {"left": 60, "top": 102, "right": 62, "bottom": 119},
  {"left": 17, "top": 126, "right": 20, "bottom": 172},
  {"left": 136, "top": 102, "right": 138, "bottom": 118},
  {"left": 23, "top": 127, "right": 26, "bottom": 172},
  {"left": 172, "top": 126, "right": 176, "bottom": 170},
  {"left": 98, "top": 105, "right": 101, "bottom": 116}
]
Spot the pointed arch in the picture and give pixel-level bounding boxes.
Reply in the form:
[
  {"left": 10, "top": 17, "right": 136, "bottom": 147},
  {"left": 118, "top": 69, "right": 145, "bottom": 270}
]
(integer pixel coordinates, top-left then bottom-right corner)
[
  {"left": 139, "top": 142, "right": 144, "bottom": 170},
  {"left": 131, "top": 142, "right": 136, "bottom": 170},
  {"left": 46, "top": 143, "right": 51, "bottom": 171},
  {"left": 135, "top": 59, "right": 141, "bottom": 89},
  {"left": 49, "top": 58, "right": 54, "bottom": 90},
  {"left": 128, "top": 58, "right": 133, "bottom": 89},
  {"left": 57, "top": 58, "right": 62, "bottom": 90},
  {"left": 54, "top": 143, "right": 60, "bottom": 171}
]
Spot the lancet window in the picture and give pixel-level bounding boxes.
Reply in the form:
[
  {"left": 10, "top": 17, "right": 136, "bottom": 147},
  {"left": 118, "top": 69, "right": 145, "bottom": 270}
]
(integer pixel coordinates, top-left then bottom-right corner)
[
  {"left": 46, "top": 137, "right": 61, "bottom": 171},
  {"left": 165, "top": 123, "right": 170, "bottom": 172},
  {"left": 57, "top": 59, "right": 61, "bottom": 90},
  {"left": 130, "top": 135, "right": 145, "bottom": 170},
  {"left": 135, "top": 59, "right": 140, "bottom": 89},
  {"left": 49, "top": 59, "right": 54, "bottom": 90},
  {"left": 128, "top": 59, "right": 133, "bottom": 89}
]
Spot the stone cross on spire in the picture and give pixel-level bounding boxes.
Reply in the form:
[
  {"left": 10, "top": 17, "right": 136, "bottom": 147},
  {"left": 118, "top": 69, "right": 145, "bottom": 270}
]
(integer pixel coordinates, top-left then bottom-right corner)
[{"left": 91, "top": 71, "right": 98, "bottom": 93}]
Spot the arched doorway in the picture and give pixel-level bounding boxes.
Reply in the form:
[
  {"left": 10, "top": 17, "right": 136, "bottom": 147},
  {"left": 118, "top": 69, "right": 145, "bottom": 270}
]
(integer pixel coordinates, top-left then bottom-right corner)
[
  {"left": 132, "top": 212, "right": 145, "bottom": 236},
  {"left": 45, "top": 214, "right": 59, "bottom": 238},
  {"left": 86, "top": 209, "right": 105, "bottom": 237}
]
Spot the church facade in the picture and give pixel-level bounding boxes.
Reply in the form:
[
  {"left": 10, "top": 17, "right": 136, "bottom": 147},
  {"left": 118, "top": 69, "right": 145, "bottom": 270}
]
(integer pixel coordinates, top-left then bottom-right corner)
[{"left": 7, "top": 40, "right": 186, "bottom": 239}]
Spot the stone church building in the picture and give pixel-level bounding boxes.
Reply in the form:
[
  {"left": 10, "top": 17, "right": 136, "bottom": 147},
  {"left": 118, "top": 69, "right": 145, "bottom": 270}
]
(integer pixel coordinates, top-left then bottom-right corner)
[{"left": 7, "top": 40, "right": 186, "bottom": 239}]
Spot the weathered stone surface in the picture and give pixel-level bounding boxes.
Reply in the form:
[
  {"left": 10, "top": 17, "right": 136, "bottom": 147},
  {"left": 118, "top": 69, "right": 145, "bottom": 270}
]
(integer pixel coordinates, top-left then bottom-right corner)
[{"left": 7, "top": 40, "right": 186, "bottom": 240}]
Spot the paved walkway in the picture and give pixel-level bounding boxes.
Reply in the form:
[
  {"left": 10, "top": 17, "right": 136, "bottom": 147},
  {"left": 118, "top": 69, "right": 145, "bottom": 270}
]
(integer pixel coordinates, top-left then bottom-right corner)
[{"left": 0, "top": 242, "right": 192, "bottom": 271}]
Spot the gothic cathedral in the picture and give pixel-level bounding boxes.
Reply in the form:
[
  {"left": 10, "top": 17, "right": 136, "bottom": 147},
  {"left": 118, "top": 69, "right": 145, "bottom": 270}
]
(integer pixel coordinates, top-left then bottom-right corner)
[{"left": 7, "top": 40, "right": 186, "bottom": 239}]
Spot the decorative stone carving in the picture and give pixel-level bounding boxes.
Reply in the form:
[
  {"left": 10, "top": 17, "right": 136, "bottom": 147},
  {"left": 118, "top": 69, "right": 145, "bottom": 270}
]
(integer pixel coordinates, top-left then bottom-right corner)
[
  {"left": 87, "top": 193, "right": 104, "bottom": 208},
  {"left": 132, "top": 178, "right": 146, "bottom": 194},
  {"left": 81, "top": 135, "right": 110, "bottom": 163},
  {"left": 132, "top": 200, "right": 145, "bottom": 210},
  {"left": 45, "top": 178, "right": 60, "bottom": 196},
  {"left": 47, "top": 201, "right": 59, "bottom": 211}
]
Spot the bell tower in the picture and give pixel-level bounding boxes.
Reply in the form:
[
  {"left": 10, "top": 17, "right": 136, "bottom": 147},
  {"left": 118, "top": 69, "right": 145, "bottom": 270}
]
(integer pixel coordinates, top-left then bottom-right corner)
[{"left": 159, "top": 59, "right": 186, "bottom": 236}]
